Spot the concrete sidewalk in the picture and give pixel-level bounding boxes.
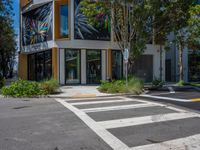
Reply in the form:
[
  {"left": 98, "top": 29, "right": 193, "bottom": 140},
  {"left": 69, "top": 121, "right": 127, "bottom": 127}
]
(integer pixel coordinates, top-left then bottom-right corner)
[{"left": 49, "top": 86, "right": 113, "bottom": 98}]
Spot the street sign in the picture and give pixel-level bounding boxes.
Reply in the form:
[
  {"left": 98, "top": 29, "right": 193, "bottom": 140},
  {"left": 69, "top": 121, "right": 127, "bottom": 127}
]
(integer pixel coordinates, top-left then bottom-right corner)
[
  {"left": 123, "top": 48, "right": 129, "bottom": 86},
  {"left": 124, "top": 48, "right": 129, "bottom": 61}
]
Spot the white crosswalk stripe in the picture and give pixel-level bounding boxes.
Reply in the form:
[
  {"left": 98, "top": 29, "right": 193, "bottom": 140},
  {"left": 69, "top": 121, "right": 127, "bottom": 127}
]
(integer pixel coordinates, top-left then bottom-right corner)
[
  {"left": 56, "top": 96, "right": 200, "bottom": 150},
  {"left": 98, "top": 112, "right": 199, "bottom": 129},
  {"left": 81, "top": 103, "right": 157, "bottom": 113},
  {"left": 70, "top": 99, "right": 136, "bottom": 105}
]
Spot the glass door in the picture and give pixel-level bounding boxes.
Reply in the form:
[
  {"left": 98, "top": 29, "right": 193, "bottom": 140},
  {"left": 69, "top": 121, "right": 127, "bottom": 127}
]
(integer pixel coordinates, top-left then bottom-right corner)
[
  {"left": 112, "top": 50, "right": 123, "bottom": 80},
  {"left": 65, "top": 49, "right": 81, "bottom": 84},
  {"left": 87, "top": 50, "right": 101, "bottom": 84}
]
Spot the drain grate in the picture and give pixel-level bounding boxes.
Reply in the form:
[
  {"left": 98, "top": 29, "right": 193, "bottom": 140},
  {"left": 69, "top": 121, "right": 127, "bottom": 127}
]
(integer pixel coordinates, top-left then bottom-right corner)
[{"left": 12, "top": 106, "right": 32, "bottom": 110}]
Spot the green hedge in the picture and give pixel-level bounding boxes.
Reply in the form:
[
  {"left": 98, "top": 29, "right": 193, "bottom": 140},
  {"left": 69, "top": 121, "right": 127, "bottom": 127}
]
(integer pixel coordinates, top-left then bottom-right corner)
[
  {"left": 98, "top": 76, "right": 144, "bottom": 94},
  {"left": 1, "top": 79, "right": 59, "bottom": 97},
  {"left": 40, "top": 79, "right": 59, "bottom": 94}
]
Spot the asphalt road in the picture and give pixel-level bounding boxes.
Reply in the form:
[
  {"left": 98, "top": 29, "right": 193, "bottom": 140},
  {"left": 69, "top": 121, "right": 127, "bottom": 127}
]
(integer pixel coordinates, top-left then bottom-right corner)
[
  {"left": 57, "top": 96, "right": 200, "bottom": 150},
  {"left": 0, "top": 98, "right": 112, "bottom": 150},
  {"left": 137, "top": 90, "right": 200, "bottom": 111},
  {"left": 1, "top": 96, "right": 200, "bottom": 150}
]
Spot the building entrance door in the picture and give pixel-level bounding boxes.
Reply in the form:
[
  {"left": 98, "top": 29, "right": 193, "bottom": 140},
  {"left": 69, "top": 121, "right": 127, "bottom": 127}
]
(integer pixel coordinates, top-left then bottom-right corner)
[{"left": 86, "top": 50, "right": 101, "bottom": 84}]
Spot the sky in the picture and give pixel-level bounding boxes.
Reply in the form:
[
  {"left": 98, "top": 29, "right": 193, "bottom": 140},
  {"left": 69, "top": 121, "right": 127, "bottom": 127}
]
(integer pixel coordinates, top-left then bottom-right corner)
[{"left": 13, "top": 0, "right": 19, "bottom": 50}]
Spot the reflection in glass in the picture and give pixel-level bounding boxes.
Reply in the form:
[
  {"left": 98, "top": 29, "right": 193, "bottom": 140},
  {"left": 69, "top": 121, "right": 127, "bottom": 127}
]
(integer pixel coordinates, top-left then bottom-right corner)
[
  {"left": 65, "top": 50, "right": 80, "bottom": 84},
  {"left": 112, "top": 50, "right": 123, "bottom": 80},
  {"left": 44, "top": 51, "right": 52, "bottom": 79},
  {"left": 189, "top": 53, "right": 200, "bottom": 82},
  {"left": 87, "top": 50, "right": 101, "bottom": 84},
  {"left": 60, "top": 4, "right": 69, "bottom": 38},
  {"left": 36, "top": 52, "right": 45, "bottom": 81},
  {"left": 28, "top": 54, "right": 35, "bottom": 80},
  {"left": 28, "top": 50, "right": 52, "bottom": 81}
]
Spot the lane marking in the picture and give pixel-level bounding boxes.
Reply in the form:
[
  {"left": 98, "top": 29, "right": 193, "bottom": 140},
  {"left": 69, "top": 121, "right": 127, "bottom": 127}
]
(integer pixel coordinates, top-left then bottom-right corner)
[
  {"left": 55, "top": 98, "right": 130, "bottom": 150},
  {"left": 82, "top": 103, "right": 157, "bottom": 113},
  {"left": 151, "top": 92, "right": 182, "bottom": 96},
  {"left": 140, "top": 94, "right": 191, "bottom": 102},
  {"left": 98, "top": 112, "right": 198, "bottom": 129},
  {"left": 70, "top": 99, "right": 137, "bottom": 106},
  {"left": 131, "top": 134, "right": 200, "bottom": 150},
  {"left": 191, "top": 98, "right": 200, "bottom": 102}
]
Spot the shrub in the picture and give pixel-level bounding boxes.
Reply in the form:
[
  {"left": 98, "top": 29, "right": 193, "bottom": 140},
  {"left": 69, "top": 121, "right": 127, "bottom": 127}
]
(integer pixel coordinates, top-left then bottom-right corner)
[
  {"left": 1, "top": 80, "right": 47, "bottom": 97},
  {"left": 152, "top": 78, "right": 164, "bottom": 89},
  {"left": 98, "top": 76, "right": 144, "bottom": 94},
  {"left": 0, "top": 75, "right": 5, "bottom": 89},
  {"left": 40, "top": 79, "right": 59, "bottom": 94},
  {"left": 176, "top": 80, "right": 190, "bottom": 86},
  {"left": 128, "top": 77, "right": 144, "bottom": 94}
]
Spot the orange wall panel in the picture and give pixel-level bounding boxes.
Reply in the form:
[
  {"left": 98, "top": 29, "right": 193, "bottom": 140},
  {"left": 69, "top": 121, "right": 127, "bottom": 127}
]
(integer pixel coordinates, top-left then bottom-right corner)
[
  {"left": 20, "top": 0, "right": 32, "bottom": 8},
  {"left": 52, "top": 48, "right": 59, "bottom": 80},
  {"left": 18, "top": 53, "right": 28, "bottom": 80},
  {"left": 54, "top": 0, "right": 70, "bottom": 40}
]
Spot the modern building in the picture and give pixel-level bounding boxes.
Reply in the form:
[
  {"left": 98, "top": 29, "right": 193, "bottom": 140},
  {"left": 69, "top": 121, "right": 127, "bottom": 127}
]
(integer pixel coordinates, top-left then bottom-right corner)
[{"left": 19, "top": 0, "right": 165, "bottom": 85}]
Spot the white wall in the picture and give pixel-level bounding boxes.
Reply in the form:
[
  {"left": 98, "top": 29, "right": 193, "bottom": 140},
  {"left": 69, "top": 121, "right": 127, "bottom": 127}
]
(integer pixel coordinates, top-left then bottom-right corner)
[
  {"left": 59, "top": 49, "right": 65, "bottom": 85},
  {"left": 102, "top": 50, "right": 107, "bottom": 81},
  {"left": 81, "top": 50, "right": 86, "bottom": 84},
  {"left": 143, "top": 45, "right": 165, "bottom": 81}
]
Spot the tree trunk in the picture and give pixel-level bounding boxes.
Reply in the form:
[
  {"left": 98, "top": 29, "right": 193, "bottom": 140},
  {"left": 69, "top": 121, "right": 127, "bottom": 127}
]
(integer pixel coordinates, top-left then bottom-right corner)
[{"left": 178, "top": 43, "right": 184, "bottom": 81}]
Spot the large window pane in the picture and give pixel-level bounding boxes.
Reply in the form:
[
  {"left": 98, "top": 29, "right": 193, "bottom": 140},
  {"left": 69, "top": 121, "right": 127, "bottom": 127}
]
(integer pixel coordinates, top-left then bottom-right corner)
[
  {"left": 74, "top": 0, "right": 110, "bottom": 40},
  {"left": 44, "top": 50, "right": 52, "bottom": 80},
  {"left": 28, "top": 54, "right": 35, "bottom": 80},
  {"left": 22, "top": 2, "right": 53, "bottom": 46},
  {"left": 60, "top": 4, "right": 69, "bottom": 38},
  {"left": 28, "top": 50, "right": 52, "bottom": 81},
  {"left": 112, "top": 50, "right": 123, "bottom": 80},
  {"left": 36, "top": 52, "right": 45, "bottom": 81},
  {"left": 87, "top": 50, "right": 101, "bottom": 84},
  {"left": 189, "top": 53, "right": 200, "bottom": 82},
  {"left": 65, "top": 50, "right": 80, "bottom": 84}
]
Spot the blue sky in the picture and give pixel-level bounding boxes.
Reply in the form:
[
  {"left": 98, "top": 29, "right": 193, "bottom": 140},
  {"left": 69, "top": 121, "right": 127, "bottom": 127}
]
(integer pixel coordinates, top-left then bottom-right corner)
[
  {"left": 13, "top": 0, "right": 19, "bottom": 34},
  {"left": 13, "top": 0, "right": 19, "bottom": 50}
]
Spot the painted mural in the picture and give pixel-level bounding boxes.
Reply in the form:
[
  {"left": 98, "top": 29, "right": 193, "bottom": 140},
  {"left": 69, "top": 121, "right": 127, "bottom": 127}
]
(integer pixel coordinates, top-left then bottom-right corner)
[
  {"left": 74, "top": 0, "right": 111, "bottom": 41},
  {"left": 22, "top": 2, "right": 53, "bottom": 46}
]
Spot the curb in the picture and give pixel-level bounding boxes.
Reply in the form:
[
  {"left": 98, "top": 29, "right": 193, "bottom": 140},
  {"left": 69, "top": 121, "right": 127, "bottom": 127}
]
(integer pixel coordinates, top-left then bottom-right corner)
[
  {"left": 146, "top": 86, "right": 200, "bottom": 92},
  {"left": 49, "top": 93, "right": 137, "bottom": 99}
]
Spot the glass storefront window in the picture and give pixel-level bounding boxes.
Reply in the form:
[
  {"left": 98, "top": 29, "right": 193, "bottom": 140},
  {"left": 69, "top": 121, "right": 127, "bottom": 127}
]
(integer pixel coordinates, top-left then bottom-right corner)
[
  {"left": 36, "top": 52, "right": 45, "bottom": 81},
  {"left": 87, "top": 50, "right": 101, "bottom": 84},
  {"left": 28, "top": 50, "right": 52, "bottom": 81},
  {"left": 112, "top": 50, "right": 123, "bottom": 80},
  {"left": 189, "top": 53, "right": 200, "bottom": 82},
  {"left": 28, "top": 54, "right": 35, "bottom": 80},
  {"left": 44, "top": 51, "right": 52, "bottom": 79},
  {"left": 60, "top": 4, "right": 69, "bottom": 38},
  {"left": 65, "top": 50, "right": 81, "bottom": 84}
]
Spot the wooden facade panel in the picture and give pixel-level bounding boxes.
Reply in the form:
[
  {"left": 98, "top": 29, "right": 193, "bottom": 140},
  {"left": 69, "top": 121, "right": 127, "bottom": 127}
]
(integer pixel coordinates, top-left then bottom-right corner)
[
  {"left": 52, "top": 48, "right": 59, "bottom": 80},
  {"left": 20, "top": 0, "right": 32, "bottom": 8},
  {"left": 18, "top": 53, "right": 28, "bottom": 80},
  {"left": 54, "top": 0, "right": 70, "bottom": 40}
]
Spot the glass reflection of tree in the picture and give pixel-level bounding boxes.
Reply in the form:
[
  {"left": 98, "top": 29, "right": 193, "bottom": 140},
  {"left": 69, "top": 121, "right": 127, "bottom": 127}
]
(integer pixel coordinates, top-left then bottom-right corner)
[
  {"left": 66, "top": 50, "right": 80, "bottom": 84},
  {"left": 87, "top": 51, "right": 101, "bottom": 84}
]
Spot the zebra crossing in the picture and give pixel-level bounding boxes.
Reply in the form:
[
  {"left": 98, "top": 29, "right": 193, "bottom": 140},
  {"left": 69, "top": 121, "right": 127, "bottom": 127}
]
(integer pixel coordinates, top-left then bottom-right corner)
[{"left": 56, "top": 96, "right": 200, "bottom": 150}]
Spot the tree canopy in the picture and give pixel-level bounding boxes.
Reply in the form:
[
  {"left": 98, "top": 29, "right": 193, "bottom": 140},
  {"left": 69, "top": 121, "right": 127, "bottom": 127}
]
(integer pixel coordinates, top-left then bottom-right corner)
[{"left": 0, "top": 0, "right": 16, "bottom": 78}]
